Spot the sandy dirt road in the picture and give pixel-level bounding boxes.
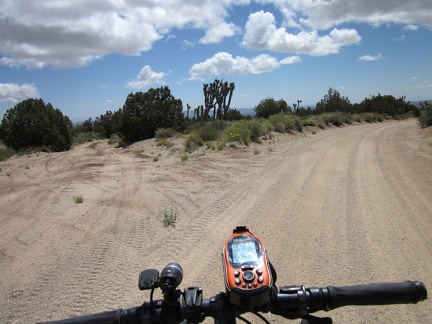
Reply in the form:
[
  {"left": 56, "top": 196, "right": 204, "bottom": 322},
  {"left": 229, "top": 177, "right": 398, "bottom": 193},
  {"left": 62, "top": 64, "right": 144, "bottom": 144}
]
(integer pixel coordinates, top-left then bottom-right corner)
[{"left": 0, "top": 119, "right": 431, "bottom": 323}]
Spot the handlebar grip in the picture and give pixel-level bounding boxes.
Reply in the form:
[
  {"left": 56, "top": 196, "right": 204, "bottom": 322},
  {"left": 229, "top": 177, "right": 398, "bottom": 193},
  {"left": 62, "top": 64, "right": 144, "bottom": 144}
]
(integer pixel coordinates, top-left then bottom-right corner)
[
  {"left": 328, "top": 281, "right": 427, "bottom": 309},
  {"left": 36, "top": 307, "right": 140, "bottom": 324}
]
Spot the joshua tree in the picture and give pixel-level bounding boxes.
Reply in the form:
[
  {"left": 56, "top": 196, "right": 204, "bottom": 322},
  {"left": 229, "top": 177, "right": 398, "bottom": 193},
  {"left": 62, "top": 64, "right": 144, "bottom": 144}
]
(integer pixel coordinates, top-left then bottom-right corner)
[{"left": 202, "top": 79, "right": 235, "bottom": 120}]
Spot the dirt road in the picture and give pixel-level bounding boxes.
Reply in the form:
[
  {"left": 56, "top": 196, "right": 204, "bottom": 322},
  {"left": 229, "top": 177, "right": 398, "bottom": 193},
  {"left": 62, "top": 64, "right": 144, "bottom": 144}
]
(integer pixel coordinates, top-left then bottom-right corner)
[{"left": 0, "top": 119, "right": 431, "bottom": 323}]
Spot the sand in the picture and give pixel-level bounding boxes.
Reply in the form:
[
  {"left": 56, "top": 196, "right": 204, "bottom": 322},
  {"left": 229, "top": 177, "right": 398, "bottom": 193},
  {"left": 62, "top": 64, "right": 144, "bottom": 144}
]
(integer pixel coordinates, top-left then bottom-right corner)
[{"left": 0, "top": 118, "right": 431, "bottom": 323}]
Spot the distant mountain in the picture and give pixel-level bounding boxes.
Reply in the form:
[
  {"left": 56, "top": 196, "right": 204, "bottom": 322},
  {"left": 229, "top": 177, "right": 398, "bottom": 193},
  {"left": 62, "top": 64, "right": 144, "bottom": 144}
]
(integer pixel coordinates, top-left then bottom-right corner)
[{"left": 410, "top": 100, "right": 431, "bottom": 107}]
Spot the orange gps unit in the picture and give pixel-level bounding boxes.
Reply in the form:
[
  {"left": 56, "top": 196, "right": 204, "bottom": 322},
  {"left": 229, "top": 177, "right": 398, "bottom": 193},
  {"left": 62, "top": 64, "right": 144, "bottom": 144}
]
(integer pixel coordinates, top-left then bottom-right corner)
[{"left": 222, "top": 226, "right": 274, "bottom": 308}]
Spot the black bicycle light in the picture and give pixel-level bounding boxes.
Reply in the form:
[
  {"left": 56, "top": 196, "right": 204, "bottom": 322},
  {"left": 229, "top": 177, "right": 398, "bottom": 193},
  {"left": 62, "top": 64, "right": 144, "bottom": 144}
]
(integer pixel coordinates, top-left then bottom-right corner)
[{"left": 159, "top": 263, "right": 183, "bottom": 295}]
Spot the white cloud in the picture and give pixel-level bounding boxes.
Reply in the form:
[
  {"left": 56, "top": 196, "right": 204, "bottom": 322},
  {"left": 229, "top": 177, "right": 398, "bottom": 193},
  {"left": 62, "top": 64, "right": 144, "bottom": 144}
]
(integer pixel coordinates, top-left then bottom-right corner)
[
  {"left": 127, "top": 65, "right": 167, "bottom": 89},
  {"left": 358, "top": 53, "right": 384, "bottom": 62},
  {"left": 242, "top": 11, "right": 361, "bottom": 55},
  {"left": 199, "top": 22, "right": 241, "bottom": 44},
  {"left": 189, "top": 52, "right": 300, "bottom": 79},
  {"left": 0, "top": 83, "right": 40, "bottom": 103},
  {"left": 0, "top": 1, "right": 431, "bottom": 69},
  {"left": 0, "top": 0, "right": 235, "bottom": 69},
  {"left": 404, "top": 24, "right": 419, "bottom": 31},
  {"left": 286, "top": 0, "right": 432, "bottom": 30},
  {"left": 280, "top": 56, "right": 302, "bottom": 65}
]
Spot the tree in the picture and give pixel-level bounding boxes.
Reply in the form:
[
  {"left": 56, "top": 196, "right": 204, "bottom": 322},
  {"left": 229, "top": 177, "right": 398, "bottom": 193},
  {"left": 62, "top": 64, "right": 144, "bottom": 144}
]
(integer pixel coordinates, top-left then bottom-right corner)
[
  {"left": 316, "top": 88, "right": 351, "bottom": 114},
  {"left": 254, "top": 98, "right": 291, "bottom": 118},
  {"left": 202, "top": 79, "right": 235, "bottom": 120},
  {"left": 356, "top": 94, "right": 416, "bottom": 116},
  {"left": 0, "top": 98, "right": 73, "bottom": 151},
  {"left": 94, "top": 110, "right": 122, "bottom": 138},
  {"left": 119, "top": 87, "right": 185, "bottom": 142}
]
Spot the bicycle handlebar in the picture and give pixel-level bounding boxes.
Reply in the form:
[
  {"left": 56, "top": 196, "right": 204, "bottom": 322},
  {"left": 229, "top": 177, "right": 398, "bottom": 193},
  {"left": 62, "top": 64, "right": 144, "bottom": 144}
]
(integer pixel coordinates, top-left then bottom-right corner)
[{"left": 38, "top": 280, "right": 427, "bottom": 324}]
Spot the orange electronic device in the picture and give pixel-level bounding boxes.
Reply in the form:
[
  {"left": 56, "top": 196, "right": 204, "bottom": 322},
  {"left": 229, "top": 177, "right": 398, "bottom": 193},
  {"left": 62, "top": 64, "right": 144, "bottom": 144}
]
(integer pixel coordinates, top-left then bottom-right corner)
[{"left": 222, "top": 226, "right": 274, "bottom": 308}]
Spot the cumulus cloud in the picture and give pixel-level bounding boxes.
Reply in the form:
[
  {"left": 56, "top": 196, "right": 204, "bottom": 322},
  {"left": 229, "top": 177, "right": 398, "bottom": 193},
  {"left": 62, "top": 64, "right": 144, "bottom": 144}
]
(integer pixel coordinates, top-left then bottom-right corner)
[
  {"left": 0, "top": 0, "right": 236, "bottom": 69},
  {"left": 127, "top": 65, "right": 167, "bottom": 89},
  {"left": 0, "top": 0, "right": 431, "bottom": 69},
  {"left": 242, "top": 11, "right": 361, "bottom": 55},
  {"left": 189, "top": 52, "right": 300, "bottom": 79},
  {"left": 0, "top": 83, "right": 40, "bottom": 103},
  {"left": 286, "top": 0, "right": 432, "bottom": 30},
  {"left": 358, "top": 53, "right": 384, "bottom": 62},
  {"left": 200, "top": 22, "right": 241, "bottom": 44}
]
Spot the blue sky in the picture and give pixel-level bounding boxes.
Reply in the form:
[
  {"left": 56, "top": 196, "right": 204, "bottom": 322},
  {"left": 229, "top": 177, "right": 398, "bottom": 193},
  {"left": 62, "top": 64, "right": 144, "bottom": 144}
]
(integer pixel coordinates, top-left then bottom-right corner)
[{"left": 1, "top": 0, "right": 431, "bottom": 122}]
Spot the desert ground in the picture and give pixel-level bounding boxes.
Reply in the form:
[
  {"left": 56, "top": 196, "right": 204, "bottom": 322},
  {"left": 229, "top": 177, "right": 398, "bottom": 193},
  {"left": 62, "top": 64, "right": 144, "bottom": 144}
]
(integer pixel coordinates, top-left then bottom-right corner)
[{"left": 0, "top": 118, "right": 431, "bottom": 323}]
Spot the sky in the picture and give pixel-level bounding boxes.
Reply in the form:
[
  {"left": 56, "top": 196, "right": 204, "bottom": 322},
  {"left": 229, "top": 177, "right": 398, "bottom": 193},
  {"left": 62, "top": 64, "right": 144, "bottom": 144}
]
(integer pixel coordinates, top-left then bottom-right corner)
[{"left": 1, "top": 0, "right": 431, "bottom": 122}]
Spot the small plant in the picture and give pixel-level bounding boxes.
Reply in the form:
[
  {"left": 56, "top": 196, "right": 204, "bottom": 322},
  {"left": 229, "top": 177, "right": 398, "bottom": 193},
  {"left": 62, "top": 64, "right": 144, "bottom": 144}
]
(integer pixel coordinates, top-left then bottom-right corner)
[
  {"left": 157, "top": 138, "right": 174, "bottom": 147},
  {"left": 153, "top": 153, "right": 161, "bottom": 162},
  {"left": 205, "top": 141, "right": 216, "bottom": 150},
  {"left": 254, "top": 148, "right": 260, "bottom": 155},
  {"left": 217, "top": 140, "right": 226, "bottom": 151},
  {"left": 73, "top": 195, "right": 84, "bottom": 204},
  {"left": 180, "top": 153, "right": 189, "bottom": 162},
  {"left": 162, "top": 207, "right": 177, "bottom": 227},
  {"left": 88, "top": 142, "right": 98, "bottom": 149},
  {"left": 184, "top": 131, "right": 204, "bottom": 152},
  {"left": 155, "top": 128, "right": 176, "bottom": 139}
]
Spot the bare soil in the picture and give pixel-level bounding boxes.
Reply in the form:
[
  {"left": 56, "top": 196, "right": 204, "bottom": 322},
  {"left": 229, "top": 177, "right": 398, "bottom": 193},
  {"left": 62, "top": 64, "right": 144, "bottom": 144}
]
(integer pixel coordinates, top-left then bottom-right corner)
[{"left": 0, "top": 119, "right": 431, "bottom": 323}]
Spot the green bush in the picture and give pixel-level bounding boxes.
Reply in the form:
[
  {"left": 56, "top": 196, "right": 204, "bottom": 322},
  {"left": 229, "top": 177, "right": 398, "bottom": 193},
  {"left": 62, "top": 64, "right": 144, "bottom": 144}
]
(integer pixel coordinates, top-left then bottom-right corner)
[
  {"left": 184, "top": 131, "right": 204, "bottom": 152},
  {"left": 352, "top": 114, "right": 363, "bottom": 123},
  {"left": 0, "top": 146, "right": 15, "bottom": 161},
  {"left": 418, "top": 106, "right": 432, "bottom": 127},
  {"left": 301, "top": 118, "right": 316, "bottom": 127},
  {"left": 0, "top": 98, "right": 73, "bottom": 151},
  {"left": 274, "top": 122, "right": 285, "bottom": 133},
  {"left": 198, "top": 123, "right": 220, "bottom": 141},
  {"left": 361, "top": 113, "right": 377, "bottom": 123},
  {"left": 225, "top": 121, "right": 251, "bottom": 146},
  {"left": 155, "top": 128, "right": 176, "bottom": 139}
]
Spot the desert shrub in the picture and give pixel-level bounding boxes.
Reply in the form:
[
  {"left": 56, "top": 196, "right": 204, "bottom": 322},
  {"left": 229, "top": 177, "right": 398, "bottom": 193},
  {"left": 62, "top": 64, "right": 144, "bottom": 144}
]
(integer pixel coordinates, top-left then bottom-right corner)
[
  {"left": 352, "top": 114, "right": 363, "bottom": 123},
  {"left": 261, "top": 120, "right": 274, "bottom": 134},
  {"left": 205, "top": 141, "right": 216, "bottom": 150},
  {"left": 418, "top": 106, "right": 432, "bottom": 127},
  {"left": 301, "top": 118, "right": 315, "bottom": 127},
  {"left": 184, "top": 131, "right": 204, "bottom": 152},
  {"left": 157, "top": 138, "right": 174, "bottom": 147},
  {"left": 247, "top": 120, "right": 265, "bottom": 140},
  {"left": 155, "top": 128, "right": 176, "bottom": 139},
  {"left": 294, "top": 117, "right": 303, "bottom": 132},
  {"left": 274, "top": 122, "right": 286, "bottom": 133},
  {"left": 108, "top": 134, "right": 124, "bottom": 146},
  {"left": 361, "top": 113, "right": 377, "bottom": 123},
  {"left": 0, "top": 146, "right": 15, "bottom": 161},
  {"left": 198, "top": 123, "right": 220, "bottom": 141},
  {"left": 73, "top": 132, "right": 98, "bottom": 145},
  {"left": 225, "top": 122, "right": 251, "bottom": 146},
  {"left": 268, "top": 113, "right": 302, "bottom": 132}
]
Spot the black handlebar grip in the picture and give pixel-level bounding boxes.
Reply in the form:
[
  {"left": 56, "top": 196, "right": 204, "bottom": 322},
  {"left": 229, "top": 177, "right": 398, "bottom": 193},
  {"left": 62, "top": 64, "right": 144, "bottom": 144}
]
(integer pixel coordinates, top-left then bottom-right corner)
[
  {"left": 36, "top": 307, "right": 140, "bottom": 324},
  {"left": 328, "top": 281, "right": 427, "bottom": 309}
]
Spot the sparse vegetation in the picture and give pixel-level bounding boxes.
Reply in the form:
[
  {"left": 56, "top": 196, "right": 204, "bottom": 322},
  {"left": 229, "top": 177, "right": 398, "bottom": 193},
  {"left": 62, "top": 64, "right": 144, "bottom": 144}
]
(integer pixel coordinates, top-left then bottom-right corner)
[
  {"left": 180, "top": 153, "right": 189, "bottom": 161},
  {"left": 162, "top": 207, "right": 177, "bottom": 227},
  {"left": 73, "top": 195, "right": 84, "bottom": 204},
  {"left": 418, "top": 103, "right": 432, "bottom": 128}
]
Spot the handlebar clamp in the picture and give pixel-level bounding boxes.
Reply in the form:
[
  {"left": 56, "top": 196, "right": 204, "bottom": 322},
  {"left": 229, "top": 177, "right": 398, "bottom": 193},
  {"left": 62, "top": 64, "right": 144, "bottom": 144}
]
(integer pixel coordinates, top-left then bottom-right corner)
[{"left": 182, "top": 287, "right": 205, "bottom": 323}]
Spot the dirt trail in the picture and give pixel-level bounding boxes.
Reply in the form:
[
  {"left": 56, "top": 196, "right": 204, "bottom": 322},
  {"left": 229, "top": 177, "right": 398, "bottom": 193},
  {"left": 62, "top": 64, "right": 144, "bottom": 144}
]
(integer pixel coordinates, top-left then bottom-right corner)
[{"left": 0, "top": 119, "right": 431, "bottom": 323}]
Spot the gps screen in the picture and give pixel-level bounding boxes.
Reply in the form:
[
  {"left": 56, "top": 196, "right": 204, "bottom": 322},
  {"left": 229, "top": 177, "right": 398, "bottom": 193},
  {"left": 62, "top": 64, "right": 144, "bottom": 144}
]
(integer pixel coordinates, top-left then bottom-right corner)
[{"left": 228, "top": 235, "right": 263, "bottom": 267}]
